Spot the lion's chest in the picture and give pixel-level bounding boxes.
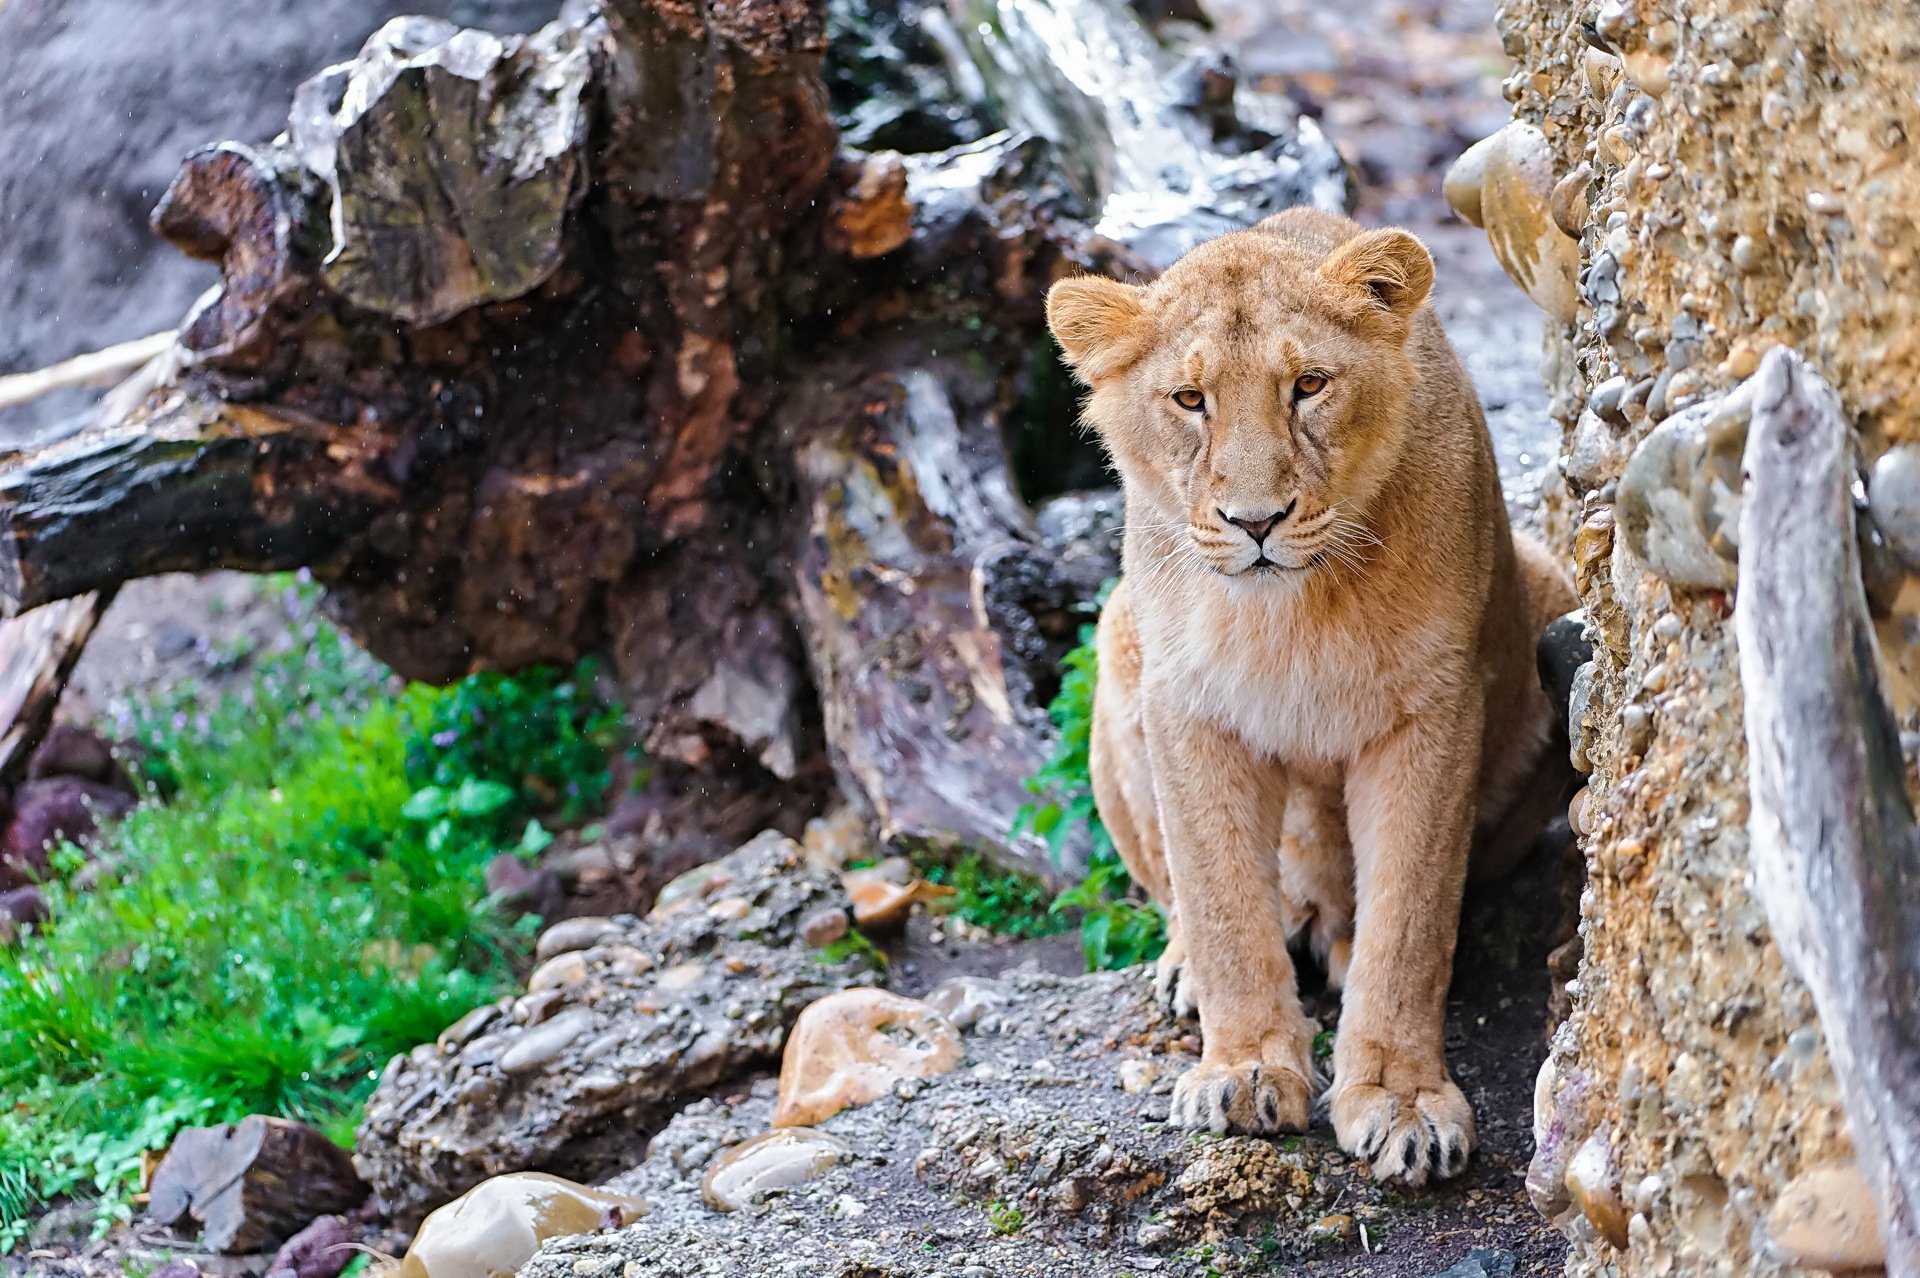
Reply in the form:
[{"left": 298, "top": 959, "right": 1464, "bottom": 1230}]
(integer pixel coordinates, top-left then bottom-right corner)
[{"left": 1143, "top": 591, "right": 1417, "bottom": 764}]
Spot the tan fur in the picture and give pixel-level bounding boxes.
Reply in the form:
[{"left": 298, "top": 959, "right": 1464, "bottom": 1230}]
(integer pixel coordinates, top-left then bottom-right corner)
[{"left": 1048, "top": 208, "right": 1575, "bottom": 1187}]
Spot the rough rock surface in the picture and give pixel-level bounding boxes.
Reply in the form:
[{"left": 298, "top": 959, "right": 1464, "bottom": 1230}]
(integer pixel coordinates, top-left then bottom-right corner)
[
  {"left": 1477, "top": 0, "right": 1920, "bottom": 1273},
  {"left": 353, "top": 832, "right": 881, "bottom": 1226},
  {"left": 520, "top": 962, "right": 1563, "bottom": 1278}
]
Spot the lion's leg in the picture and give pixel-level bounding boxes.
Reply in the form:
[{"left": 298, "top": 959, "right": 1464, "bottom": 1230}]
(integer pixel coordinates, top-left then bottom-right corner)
[
  {"left": 1332, "top": 695, "right": 1479, "bottom": 1188},
  {"left": 1089, "top": 582, "right": 1193, "bottom": 1013},
  {"left": 1090, "top": 581, "right": 1171, "bottom": 903},
  {"left": 1277, "top": 773, "right": 1355, "bottom": 991},
  {"left": 1146, "top": 697, "right": 1313, "bottom": 1136}
]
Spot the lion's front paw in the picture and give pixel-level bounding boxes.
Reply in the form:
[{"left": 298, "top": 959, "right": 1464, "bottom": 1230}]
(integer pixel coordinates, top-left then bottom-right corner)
[
  {"left": 1330, "top": 1076, "right": 1476, "bottom": 1187},
  {"left": 1168, "top": 1060, "right": 1311, "bottom": 1135}
]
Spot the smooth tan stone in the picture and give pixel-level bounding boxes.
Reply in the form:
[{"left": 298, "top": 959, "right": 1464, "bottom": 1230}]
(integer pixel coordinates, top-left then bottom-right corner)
[
  {"left": 700, "top": 1128, "right": 854, "bottom": 1211},
  {"left": 772, "top": 988, "right": 962, "bottom": 1127},
  {"left": 397, "top": 1173, "right": 645, "bottom": 1278}
]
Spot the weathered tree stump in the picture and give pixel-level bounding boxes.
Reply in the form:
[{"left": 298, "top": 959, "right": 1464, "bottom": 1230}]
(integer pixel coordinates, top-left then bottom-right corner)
[
  {"left": 0, "top": 0, "right": 1347, "bottom": 879},
  {"left": 146, "top": 1115, "right": 370, "bottom": 1254}
]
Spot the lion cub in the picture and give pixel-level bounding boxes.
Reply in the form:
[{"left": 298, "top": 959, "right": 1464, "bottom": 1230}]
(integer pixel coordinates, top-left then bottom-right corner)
[{"left": 1046, "top": 208, "right": 1574, "bottom": 1187}]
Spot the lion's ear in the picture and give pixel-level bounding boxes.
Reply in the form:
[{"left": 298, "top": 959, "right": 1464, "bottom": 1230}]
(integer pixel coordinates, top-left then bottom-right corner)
[
  {"left": 1047, "top": 275, "right": 1145, "bottom": 383},
  {"left": 1320, "top": 228, "right": 1433, "bottom": 320}
]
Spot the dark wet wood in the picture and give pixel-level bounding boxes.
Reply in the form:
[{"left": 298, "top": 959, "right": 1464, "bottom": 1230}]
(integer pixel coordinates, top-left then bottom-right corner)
[
  {"left": 147, "top": 1115, "right": 369, "bottom": 1254},
  {"left": 1736, "top": 347, "right": 1920, "bottom": 1277}
]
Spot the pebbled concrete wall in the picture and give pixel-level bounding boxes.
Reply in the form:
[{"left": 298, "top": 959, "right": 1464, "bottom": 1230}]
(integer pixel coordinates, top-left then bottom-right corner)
[{"left": 1463, "top": 0, "right": 1920, "bottom": 1273}]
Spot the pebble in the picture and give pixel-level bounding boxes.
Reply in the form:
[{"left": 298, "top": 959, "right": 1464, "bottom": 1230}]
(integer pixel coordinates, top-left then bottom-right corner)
[
  {"left": 1616, "top": 400, "right": 1741, "bottom": 591},
  {"left": 652, "top": 862, "right": 734, "bottom": 915},
  {"left": 1768, "top": 1160, "right": 1885, "bottom": 1272},
  {"left": 396, "top": 1173, "right": 645, "bottom": 1278},
  {"left": 1565, "top": 1127, "right": 1628, "bottom": 1248},
  {"left": 499, "top": 1007, "right": 595, "bottom": 1074},
  {"left": 1869, "top": 445, "right": 1920, "bottom": 571},
  {"left": 799, "top": 905, "right": 851, "bottom": 948},
  {"left": 1118, "top": 1060, "right": 1158, "bottom": 1095},
  {"left": 656, "top": 962, "right": 706, "bottom": 991},
  {"left": 535, "top": 916, "right": 621, "bottom": 963},
  {"left": 528, "top": 951, "right": 589, "bottom": 993},
  {"left": 924, "top": 976, "right": 1012, "bottom": 1030},
  {"left": 772, "top": 988, "right": 962, "bottom": 1127},
  {"left": 700, "top": 1128, "right": 854, "bottom": 1212},
  {"left": 437, "top": 1003, "right": 502, "bottom": 1052}
]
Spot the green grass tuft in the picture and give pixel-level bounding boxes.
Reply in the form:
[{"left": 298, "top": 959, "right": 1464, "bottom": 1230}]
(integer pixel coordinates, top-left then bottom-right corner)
[{"left": 0, "top": 584, "right": 622, "bottom": 1247}]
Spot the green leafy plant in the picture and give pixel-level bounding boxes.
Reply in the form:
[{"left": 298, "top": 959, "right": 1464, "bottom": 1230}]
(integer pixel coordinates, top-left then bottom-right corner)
[
  {"left": 0, "top": 601, "right": 625, "bottom": 1248},
  {"left": 985, "top": 1199, "right": 1026, "bottom": 1235},
  {"left": 1013, "top": 590, "right": 1169, "bottom": 971},
  {"left": 924, "top": 854, "right": 1066, "bottom": 939}
]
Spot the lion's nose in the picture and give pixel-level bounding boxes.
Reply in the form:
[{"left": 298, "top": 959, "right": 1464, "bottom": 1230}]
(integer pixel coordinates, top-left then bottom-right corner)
[{"left": 1219, "top": 500, "right": 1296, "bottom": 545}]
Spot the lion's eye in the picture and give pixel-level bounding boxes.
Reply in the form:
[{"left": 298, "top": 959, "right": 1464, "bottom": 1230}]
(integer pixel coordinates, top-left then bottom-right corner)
[
  {"left": 1171, "top": 388, "right": 1206, "bottom": 412},
  {"left": 1294, "top": 373, "right": 1328, "bottom": 399}
]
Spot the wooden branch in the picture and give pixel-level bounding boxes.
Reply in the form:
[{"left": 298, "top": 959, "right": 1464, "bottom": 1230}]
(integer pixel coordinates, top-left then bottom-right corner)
[
  {"left": 0, "top": 333, "right": 174, "bottom": 415},
  {"left": 0, "top": 593, "right": 113, "bottom": 787},
  {"left": 0, "top": 389, "right": 387, "bottom": 617},
  {"left": 1735, "top": 346, "right": 1920, "bottom": 1277}
]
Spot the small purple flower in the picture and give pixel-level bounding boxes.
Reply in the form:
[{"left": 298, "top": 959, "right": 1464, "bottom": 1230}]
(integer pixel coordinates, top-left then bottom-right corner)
[{"left": 432, "top": 730, "right": 459, "bottom": 748}]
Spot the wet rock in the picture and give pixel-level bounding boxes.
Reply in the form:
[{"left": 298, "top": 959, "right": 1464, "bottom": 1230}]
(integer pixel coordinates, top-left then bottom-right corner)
[
  {"left": 1423, "top": 1250, "right": 1518, "bottom": 1278},
  {"left": 772, "top": 988, "right": 962, "bottom": 1127},
  {"left": 0, "top": 885, "right": 46, "bottom": 945},
  {"left": 534, "top": 915, "right": 621, "bottom": 963},
  {"left": 1868, "top": 445, "right": 1920, "bottom": 574},
  {"left": 1616, "top": 393, "right": 1748, "bottom": 591},
  {"left": 924, "top": 976, "right": 1013, "bottom": 1030},
  {"left": 1, "top": 776, "right": 135, "bottom": 888},
  {"left": 526, "top": 950, "right": 590, "bottom": 993},
  {"left": 801, "top": 805, "right": 872, "bottom": 875},
  {"left": 497, "top": 1007, "right": 594, "bottom": 1074},
  {"left": 483, "top": 853, "right": 563, "bottom": 921},
  {"left": 1564, "top": 1126, "right": 1628, "bottom": 1248},
  {"left": 26, "top": 724, "right": 126, "bottom": 788},
  {"left": 798, "top": 905, "right": 851, "bottom": 949},
  {"left": 1536, "top": 611, "right": 1593, "bottom": 733},
  {"left": 147, "top": 1116, "right": 369, "bottom": 1254},
  {"left": 650, "top": 858, "right": 738, "bottom": 915},
  {"left": 1767, "top": 1160, "right": 1886, "bottom": 1273},
  {"left": 1526, "top": 1056, "right": 1592, "bottom": 1228},
  {"left": 1473, "top": 123, "right": 1580, "bottom": 323},
  {"left": 356, "top": 832, "right": 877, "bottom": 1226},
  {"left": 700, "top": 1128, "right": 854, "bottom": 1211},
  {"left": 840, "top": 867, "right": 954, "bottom": 931},
  {"left": 396, "top": 1173, "right": 644, "bottom": 1278},
  {"left": 1443, "top": 131, "right": 1500, "bottom": 228},
  {"left": 263, "top": 1213, "right": 353, "bottom": 1278}
]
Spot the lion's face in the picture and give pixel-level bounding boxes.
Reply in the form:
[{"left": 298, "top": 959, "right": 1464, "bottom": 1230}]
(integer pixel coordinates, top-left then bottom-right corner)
[{"left": 1047, "top": 219, "right": 1435, "bottom": 582}]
